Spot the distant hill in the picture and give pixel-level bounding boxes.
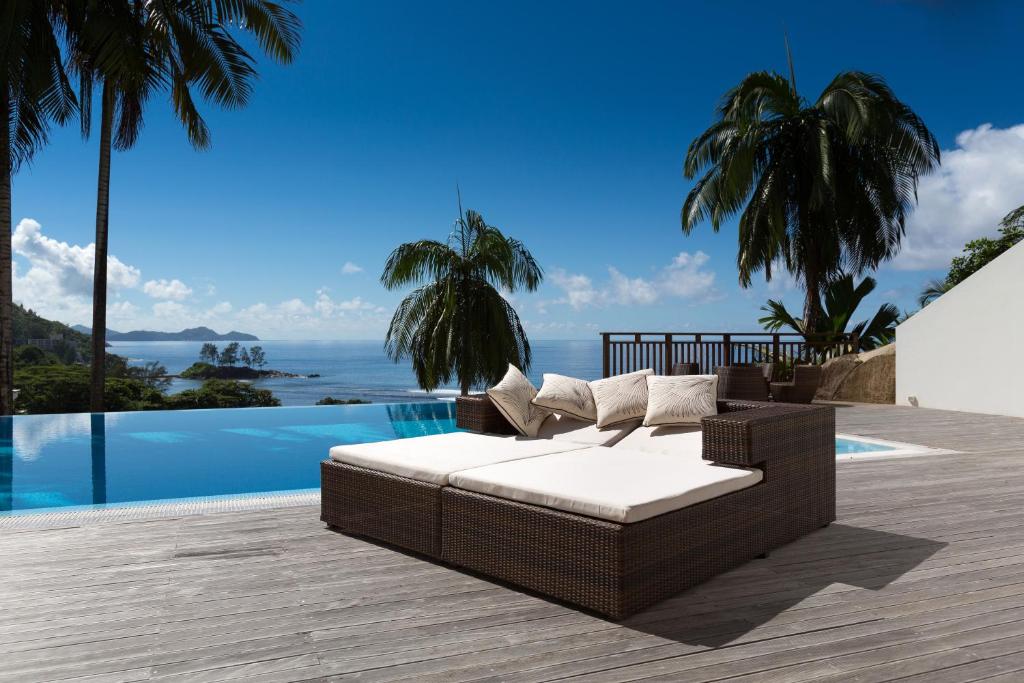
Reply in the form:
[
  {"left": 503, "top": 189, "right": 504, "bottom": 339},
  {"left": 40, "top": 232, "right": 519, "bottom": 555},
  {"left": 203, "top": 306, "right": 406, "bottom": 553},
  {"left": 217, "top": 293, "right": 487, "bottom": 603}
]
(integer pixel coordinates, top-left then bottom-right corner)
[
  {"left": 71, "top": 325, "right": 259, "bottom": 342},
  {"left": 14, "top": 305, "right": 91, "bottom": 362}
]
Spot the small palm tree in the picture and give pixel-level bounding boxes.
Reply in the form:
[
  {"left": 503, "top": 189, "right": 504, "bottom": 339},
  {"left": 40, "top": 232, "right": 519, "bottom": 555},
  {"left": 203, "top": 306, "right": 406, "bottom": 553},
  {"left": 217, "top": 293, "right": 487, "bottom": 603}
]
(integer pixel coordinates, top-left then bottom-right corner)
[
  {"left": 66, "top": 0, "right": 301, "bottom": 411},
  {"left": 682, "top": 67, "right": 939, "bottom": 333},
  {"left": 382, "top": 207, "right": 542, "bottom": 395},
  {"left": 759, "top": 274, "right": 899, "bottom": 353},
  {"left": 0, "top": 1, "right": 77, "bottom": 414},
  {"left": 918, "top": 279, "right": 952, "bottom": 307}
]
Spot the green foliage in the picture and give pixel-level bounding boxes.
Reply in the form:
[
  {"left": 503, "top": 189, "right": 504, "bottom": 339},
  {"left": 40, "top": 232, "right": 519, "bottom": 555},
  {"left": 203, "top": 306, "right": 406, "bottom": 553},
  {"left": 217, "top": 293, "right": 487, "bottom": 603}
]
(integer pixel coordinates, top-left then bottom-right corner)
[
  {"left": 382, "top": 205, "right": 542, "bottom": 394},
  {"left": 249, "top": 345, "right": 266, "bottom": 369},
  {"left": 918, "top": 278, "right": 953, "bottom": 307},
  {"left": 13, "top": 365, "right": 164, "bottom": 414},
  {"left": 759, "top": 274, "right": 899, "bottom": 352},
  {"left": 164, "top": 380, "right": 280, "bottom": 410},
  {"left": 218, "top": 342, "right": 240, "bottom": 367},
  {"left": 947, "top": 209, "right": 1024, "bottom": 287},
  {"left": 180, "top": 362, "right": 218, "bottom": 379},
  {"left": 918, "top": 206, "right": 1024, "bottom": 307},
  {"left": 316, "top": 397, "right": 371, "bottom": 405},
  {"left": 682, "top": 70, "right": 939, "bottom": 330},
  {"left": 12, "top": 304, "right": 89, "bottom": 362},
  {"left": 199, "top": 343, "right": 219, "bottom": 365},
  {"left": 240, "top": 347, "right": 251, "bottom": 367},
  {"left": 123, "top": 361, "right": 171, "bottom": 390},
  {"left": 14, "top": 345, "right": 59, "bottom": 367}
]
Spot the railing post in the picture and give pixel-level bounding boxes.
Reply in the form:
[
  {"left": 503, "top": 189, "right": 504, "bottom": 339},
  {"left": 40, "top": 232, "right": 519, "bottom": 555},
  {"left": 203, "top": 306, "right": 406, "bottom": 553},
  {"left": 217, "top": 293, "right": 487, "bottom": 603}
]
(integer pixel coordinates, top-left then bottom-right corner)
[
  {"left": 663, "top": 334, "right": 672, "bottom": 375},
  {"left": 633, "top": 333, "right": 641, "bottom": 374},
  {"left": 694, "top": 333, "right": 702, "bottom": 373},
  {"left": 601, "top": 333, "right": 610, "bottom": 378},
  {"left": 722, "top": 334, "right": 732, "bottom": 367},
  {"left": 772, "top": 333, "right": 780, "bottom": 366}
]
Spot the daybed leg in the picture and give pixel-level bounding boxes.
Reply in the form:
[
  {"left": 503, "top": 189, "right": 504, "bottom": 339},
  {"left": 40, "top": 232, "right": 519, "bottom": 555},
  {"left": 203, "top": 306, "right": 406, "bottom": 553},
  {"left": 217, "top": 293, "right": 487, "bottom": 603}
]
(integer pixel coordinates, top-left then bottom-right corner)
[
  {"left": 757, "top": 552, "right": 769, "bottom": 559},
  {"left": 821, "top": 522, "right": 831, "bottom": 528}
]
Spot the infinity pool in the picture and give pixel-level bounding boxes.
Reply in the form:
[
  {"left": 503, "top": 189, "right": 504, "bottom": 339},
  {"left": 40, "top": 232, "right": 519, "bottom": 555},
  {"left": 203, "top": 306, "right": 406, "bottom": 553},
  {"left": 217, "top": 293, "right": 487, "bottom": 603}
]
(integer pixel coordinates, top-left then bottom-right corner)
[{"left": 0, "top": 403, "right": 894, "bottom": 514}]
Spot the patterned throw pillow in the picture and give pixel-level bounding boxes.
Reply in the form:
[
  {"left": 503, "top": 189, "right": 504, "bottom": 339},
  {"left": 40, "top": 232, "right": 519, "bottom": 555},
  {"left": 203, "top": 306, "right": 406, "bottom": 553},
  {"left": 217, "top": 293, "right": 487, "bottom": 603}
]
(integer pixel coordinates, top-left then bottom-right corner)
[
  {"left": 486, "top": 365, "right": 552, "bottom": 437},
  {"left": 589, "top": 369, "right": 654, "bottom": 428},
  {"left": 643, "top": 374, "right": 719, "bottom": 427},
  {"left": 532, "top": 373, "right": 597, "bottom": 422}
]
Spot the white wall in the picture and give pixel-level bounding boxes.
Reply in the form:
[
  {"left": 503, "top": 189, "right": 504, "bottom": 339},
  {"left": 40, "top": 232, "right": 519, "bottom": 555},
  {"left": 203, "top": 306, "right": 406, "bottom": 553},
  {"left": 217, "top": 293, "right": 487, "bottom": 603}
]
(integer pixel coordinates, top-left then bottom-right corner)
[{"left": 896, "top": 239, "right": 1024, "bottom": 417}]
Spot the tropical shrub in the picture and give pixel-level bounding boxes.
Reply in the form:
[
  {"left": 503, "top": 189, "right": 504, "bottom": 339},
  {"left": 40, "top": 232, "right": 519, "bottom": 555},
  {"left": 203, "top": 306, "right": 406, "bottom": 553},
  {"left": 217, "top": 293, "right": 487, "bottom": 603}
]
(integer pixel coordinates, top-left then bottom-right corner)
[
  {"left": 382, "top": 205, "right": 542, "bottom": 394},
  {"left": 164, "top": 380, "right": 280, "bottom": 410},
  {"left": 316, "top": 397, "right": 371, "bottom": 405},
  {"left": 13, "top": 365, "right": 164, "bottom": 414},
  {"left": 759, "top": 274, "right": 899, "bottom": 354}
]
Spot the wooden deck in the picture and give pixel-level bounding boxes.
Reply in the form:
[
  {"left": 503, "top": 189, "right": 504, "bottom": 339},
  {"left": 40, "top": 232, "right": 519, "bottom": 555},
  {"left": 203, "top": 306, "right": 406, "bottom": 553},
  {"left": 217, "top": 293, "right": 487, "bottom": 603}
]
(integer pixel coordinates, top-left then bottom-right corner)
[{"left": 4, "top": 404, "right": 1024, "bottom": 682}]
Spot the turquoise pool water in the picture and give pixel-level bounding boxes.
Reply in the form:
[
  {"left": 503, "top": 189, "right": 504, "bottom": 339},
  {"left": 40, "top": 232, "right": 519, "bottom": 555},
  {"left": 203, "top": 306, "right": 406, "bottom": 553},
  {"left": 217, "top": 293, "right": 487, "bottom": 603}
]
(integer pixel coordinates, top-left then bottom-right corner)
[
  {"left": 836, "top": 437, "right": 894, "bottom": 455},
  {"left": 0, "top": 403, "right": 893, "bottom": 514}
]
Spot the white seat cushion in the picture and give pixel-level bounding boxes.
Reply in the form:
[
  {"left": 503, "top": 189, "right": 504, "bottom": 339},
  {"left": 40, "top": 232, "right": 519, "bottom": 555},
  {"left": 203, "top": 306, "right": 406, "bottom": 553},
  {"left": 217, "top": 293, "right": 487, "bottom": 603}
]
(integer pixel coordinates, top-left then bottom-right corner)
[
  {"left": 613, "top": 424, "right": 704, "bottom": 457},
  {"left": 329, "top": 432, "right": 585, "bottom": 485},
  {"left": 535, "top": 414, "right": 640, "bottom": 447},
  {"left": 449, "top": 447, "right": 763, "bottom": 523}
]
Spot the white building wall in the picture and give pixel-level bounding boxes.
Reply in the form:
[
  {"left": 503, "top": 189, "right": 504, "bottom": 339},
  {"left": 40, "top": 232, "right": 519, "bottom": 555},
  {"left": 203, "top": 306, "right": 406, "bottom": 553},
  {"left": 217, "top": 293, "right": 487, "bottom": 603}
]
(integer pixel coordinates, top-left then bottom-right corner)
[{"left": 896, "top": 240, "right": 1024, "bottom": 417}]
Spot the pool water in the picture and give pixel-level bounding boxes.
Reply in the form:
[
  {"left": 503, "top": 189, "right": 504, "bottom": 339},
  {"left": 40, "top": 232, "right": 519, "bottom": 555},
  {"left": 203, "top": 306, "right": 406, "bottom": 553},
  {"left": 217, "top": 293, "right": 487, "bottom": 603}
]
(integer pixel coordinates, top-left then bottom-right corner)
[
  {"left": 835, "top": 437, "right": 894, "bottom": 455},
  {"left": 0, "top": 403, "right": 459, "bottom": 514},
  {"left": 0, "top": 403, "right": 894, "bottom": 514}
]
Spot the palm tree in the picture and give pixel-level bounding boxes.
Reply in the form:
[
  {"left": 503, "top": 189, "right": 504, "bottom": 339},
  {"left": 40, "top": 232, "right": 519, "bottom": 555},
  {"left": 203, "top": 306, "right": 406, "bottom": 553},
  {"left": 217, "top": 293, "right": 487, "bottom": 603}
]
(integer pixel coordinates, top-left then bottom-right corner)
[
  {"left": 682, "top": 67, "right": 939, "bottom": 333},
  {"left": 0, "top": 2, "right": 77, "bottom": 414},
  {"left": 759, "top": 274, "right": 899, "bottom": 353},
  {"left": 382, "top": 206, "right": 543, "bottom": 395},
  {"left": 66, "top": 0, "right": 301, "bottom": 411},
  {"left": 918, "top": 278, "right": 952, "bottom": 307}
]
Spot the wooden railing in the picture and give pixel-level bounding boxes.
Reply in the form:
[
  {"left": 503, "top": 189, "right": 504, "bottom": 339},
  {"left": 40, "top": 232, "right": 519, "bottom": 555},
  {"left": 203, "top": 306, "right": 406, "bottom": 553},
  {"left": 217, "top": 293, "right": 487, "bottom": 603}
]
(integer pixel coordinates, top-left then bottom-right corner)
[{"left": 600, "top": 332, "right": 859, "bottom": 378}]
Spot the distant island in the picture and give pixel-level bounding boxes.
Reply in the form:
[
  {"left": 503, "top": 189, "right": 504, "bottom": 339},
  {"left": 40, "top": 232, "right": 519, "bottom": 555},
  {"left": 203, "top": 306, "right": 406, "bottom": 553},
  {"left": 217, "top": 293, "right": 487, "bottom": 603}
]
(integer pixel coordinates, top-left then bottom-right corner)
[{"left": 71, "top": 325, "right": 259, "bottom": 342}]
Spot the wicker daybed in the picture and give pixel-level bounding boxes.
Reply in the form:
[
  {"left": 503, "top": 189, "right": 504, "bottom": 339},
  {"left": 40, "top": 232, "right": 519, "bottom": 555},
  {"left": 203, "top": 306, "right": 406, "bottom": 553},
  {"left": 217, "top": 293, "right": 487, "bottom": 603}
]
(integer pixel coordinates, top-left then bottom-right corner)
[{"left": 321, "top": 397, "right": 835, "bottom": 619}]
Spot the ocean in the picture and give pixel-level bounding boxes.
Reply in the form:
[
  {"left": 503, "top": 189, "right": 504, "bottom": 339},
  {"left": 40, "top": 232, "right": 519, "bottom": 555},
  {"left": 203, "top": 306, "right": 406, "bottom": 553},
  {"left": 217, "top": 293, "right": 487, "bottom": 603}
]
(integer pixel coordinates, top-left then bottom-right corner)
[{"left": 110, "top": 339, "right": 603, "bottom": 406}]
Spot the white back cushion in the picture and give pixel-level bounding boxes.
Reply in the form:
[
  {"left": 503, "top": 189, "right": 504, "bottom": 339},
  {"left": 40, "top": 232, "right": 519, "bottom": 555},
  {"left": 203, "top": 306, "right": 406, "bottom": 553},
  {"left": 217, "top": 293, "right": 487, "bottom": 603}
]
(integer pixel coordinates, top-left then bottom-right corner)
[
  {"left": 644, "top": 374, "right": 719, "bottom": 426},
  {"left": 589, "top": 368, "right": 654, "bottom": 428},
  {"left": 532, "top": 373, "right": 597, "bottom": 421},
  {"left": 486, "top": 364, "right": 551, "bottom": 437}
]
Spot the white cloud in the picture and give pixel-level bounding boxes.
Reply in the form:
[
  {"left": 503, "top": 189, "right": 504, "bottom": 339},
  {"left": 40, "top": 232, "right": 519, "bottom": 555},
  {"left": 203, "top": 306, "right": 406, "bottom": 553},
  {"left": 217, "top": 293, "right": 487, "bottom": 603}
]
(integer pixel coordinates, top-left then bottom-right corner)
[
  {"left": 607, "top": 268, "right": 659, "bottom": 305},
  {"left": 341, "top": 261, "right": 364, "bottom": 275},
  {"left": 207, "top": 301, "right": 232, "bottom": 316},
  {"left": 659, "top": 251, "right": 718, "bottom": 300},
  {"left": 108, "top": 301, "right": 138, "bottom": 320},
  {"left": 152, "top": 301, "right": 188, "bottom": 326},
  {"left": 12, "top": 218, "right": 141, "bottom": 324},
  {"left": 278, "top": 298, "right": 313, "bottom": 316},
  {"left": 547, "top": 251, "right": 718, "bottom": 310},
  {"left": 895, "top": 123, "right": 1024, "bottom": 270},
  {"left": 549, "top": 271, "right": 599, "bottom": 309},
  {"left": 143, "top": 278, "right": 193, "bottom": 301}
]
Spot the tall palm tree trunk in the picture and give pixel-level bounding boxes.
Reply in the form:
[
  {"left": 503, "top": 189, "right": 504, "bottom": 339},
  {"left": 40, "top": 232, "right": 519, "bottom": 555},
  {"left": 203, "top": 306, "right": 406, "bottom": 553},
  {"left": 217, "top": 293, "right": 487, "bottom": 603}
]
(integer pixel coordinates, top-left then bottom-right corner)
[
  {"left": 0, "top": 85, "right": 14, "bottom": 416},
  {"left": 802, "top": 265, "right": 824, "bottom": 335},
  {"left": 89, "top": 82, "right": 114, "bottom": 413}
]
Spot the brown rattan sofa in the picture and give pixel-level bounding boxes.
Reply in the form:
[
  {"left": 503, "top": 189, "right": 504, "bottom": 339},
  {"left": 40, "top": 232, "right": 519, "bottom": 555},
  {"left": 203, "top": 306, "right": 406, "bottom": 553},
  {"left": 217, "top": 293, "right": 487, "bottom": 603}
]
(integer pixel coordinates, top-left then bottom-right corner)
[{"left": 321, "top": 398, "right": 835, "bottom": 619}]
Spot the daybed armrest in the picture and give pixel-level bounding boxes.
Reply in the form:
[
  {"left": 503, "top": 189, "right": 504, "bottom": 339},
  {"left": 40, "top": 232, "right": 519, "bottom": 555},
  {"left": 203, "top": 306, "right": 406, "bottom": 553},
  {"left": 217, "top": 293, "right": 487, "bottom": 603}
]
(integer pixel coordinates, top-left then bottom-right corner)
[
  {"left": 701, "top": 403, "right": 835, "bottom": 467},
  {"left": 455, "top": 394, "right": 518, "bottom": 434}
]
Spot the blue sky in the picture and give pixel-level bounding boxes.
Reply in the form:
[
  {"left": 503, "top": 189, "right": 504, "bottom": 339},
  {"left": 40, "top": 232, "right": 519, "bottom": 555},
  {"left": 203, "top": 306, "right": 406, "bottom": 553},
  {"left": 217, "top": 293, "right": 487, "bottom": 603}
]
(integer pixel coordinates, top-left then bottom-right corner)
[{"left": 12, "top": 0, "right": 1024, "bottom": 339}]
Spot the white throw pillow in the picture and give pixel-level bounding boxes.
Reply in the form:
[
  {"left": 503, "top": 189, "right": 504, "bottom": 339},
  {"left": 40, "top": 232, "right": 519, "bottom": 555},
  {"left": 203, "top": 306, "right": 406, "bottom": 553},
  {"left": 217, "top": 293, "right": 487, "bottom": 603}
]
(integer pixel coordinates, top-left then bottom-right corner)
[
  {"left": 532, "top": 373, "right": 597, "bottom": 422},
  {"left": 643, "top": 374, "right": 719, "bottom": 427},
  {"left": 486, "top": 365, "right": 552, "bottom": 437},
  {"left": 589, "top": 369, "right": 654, "bottom": 428}
]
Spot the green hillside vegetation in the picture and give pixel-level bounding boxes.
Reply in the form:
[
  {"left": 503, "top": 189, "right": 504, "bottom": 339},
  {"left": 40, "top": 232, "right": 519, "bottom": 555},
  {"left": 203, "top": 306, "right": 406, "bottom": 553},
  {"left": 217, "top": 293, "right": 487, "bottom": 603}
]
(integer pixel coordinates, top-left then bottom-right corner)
[
  {"left": 12, "top": 309, "right": 281, "bottom": 414},
  {"left": 13, "top": 304, "right": 90, "bottom": 363},
  {"left": 15, "top": 366, "right": 279, "bottom": 414}
]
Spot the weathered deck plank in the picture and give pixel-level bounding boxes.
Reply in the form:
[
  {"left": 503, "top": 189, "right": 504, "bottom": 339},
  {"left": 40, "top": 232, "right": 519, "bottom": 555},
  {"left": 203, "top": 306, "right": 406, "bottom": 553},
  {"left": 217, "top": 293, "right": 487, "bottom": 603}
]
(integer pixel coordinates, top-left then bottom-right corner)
[{"left": 3, "top": 404, "right": 1024, "bottom": 682}]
